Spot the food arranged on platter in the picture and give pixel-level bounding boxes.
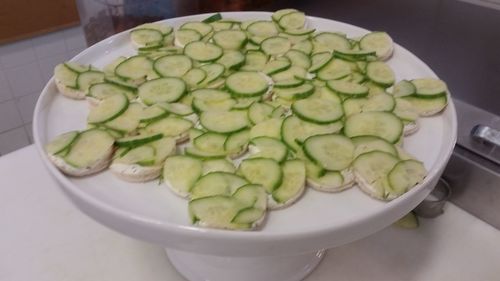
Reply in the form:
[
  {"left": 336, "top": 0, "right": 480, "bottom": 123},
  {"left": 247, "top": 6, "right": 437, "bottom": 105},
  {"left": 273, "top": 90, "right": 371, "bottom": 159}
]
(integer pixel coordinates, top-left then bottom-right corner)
[{"left": 46, "top": 9, "right": 449, "bottom": 230}]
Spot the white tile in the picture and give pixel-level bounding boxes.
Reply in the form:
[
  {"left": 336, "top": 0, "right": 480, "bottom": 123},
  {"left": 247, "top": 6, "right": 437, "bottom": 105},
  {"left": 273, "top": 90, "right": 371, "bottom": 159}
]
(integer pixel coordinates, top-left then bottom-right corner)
[
  {"left": 0, "top": 39, "right": 36, "bottom": 69},
  {"left": 63, "top": 26, "right": 88, "bottom": 51},
  {"left": 24, "top": 123, "right": 33, "bottom": 143},
  {"left": 16, "top": 92, "right": 40, "bottom": 124},
  {"left": 66, "top": 48, "right": 83, "bottom": 59},
  {"left": 0, "top": 127, "right": 30, "bottom": 155},
  {"left": 0, "top": 69, "right": 13, "bottom": 103},
  {"left": 0, "top": 100, "right": 23, "bottom": 133},
  {"left": 5, "top": 62, "right": 44, "bottom": 98},
  {"left": 38, "top": 53, "right": 68, "bottom": 83},
  {"left": 31, "top": 31, "right": 67, "bottom": 59}
]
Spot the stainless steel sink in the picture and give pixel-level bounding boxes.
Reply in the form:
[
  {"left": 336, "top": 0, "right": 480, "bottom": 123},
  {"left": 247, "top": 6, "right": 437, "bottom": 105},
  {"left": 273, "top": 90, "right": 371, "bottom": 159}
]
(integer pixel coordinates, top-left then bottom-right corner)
[{"left": 442, "top": 99, "right": 500, "bottom": 229}]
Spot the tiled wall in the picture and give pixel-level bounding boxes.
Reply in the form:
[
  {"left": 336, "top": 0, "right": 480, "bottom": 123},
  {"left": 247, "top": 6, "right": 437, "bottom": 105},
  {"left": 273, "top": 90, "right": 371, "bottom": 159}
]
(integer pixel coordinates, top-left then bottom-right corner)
[{"left": 0, "top": 26, "right": 87, "bottom": 156}]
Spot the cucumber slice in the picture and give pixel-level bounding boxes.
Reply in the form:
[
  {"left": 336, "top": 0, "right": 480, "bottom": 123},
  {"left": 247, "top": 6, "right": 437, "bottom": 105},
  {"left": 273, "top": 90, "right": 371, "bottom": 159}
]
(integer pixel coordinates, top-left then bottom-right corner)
[
  {"left": 388, "top": 160, "right": 426, "bottom": 196},
  {"left": 225, "top": 71, "right": 269, "bottom": 98},
  {"left": 281, "top": 116, "right": 343, "bottom": 152},
  {"left": 135, "top": 23, "right": 173, "bottom": 35},
  {"left": 216, "top": 51, "right": 245, "bottom": 71},
  {"left": 103, "top": 103, "right": 142, "bottom": 134},
  {"left": 54, "top": 63, "right": 78, "bottom": 87},
  {"left": 224, "top": 129, "right": 250, "bottom": 156},
  {"left": 359, "top": 32, "right": 394, "bottom": 60},
  {"left": 88, "top": 83, "right": 136, "bottom": 101},
  {"left": 150, "top": 137, "right": 176, "bottom": 164},
  {"left": 285, "top": 49, "right": 311, "bottom": 69},
  {"left": 392, "top": 80, "right": 416, "bottom": 97},
  {"left": 274, "top": 83, "right": 315, "bottom": 100},
  {"left": 363, "top": 92, "right": 395, "bottom": 112},
  {"left": 366, "top": 61, "right": 395, "bottom": 87},
  {"left": 202, "top": 158, "right": 236, "bottom": 175},
  {"left": 353, "top": 151, "right": 399, "bottom": 200},
  {"left": 199, "top": 63, "right": 225, "bottom": 84},
  {"left": 393, "top": 98, "right": 419, "bottom": 121},
  {"left": 351, "top": 135, "right": 398, "bottom": 158},
  {"left": 64, "top": 62, "right": 90, "bottom": 73},
  {"left": 274, "top": 78, "right": 304, "bottom": 89},
  {"left": 272, "top": 159, "right": 306, "bottom": 205},
  {"left": 104, "top": 76, "right": 138, "bottom": 91},
  {"left": 241, "top": 51, "right": 268, "bottom": 71},
  {"left": 191, "top": 88, "right": 231, "bottom": 101},
  {"left": 116, "top": 133, "right": 163, "bottom": 148},
  {"left": 247, "top": 21, "right": 279, "bottom": 38},
  {"left": 130, "top": 28, "right": 163, "bottom": 47},
  {"left": 344, "top": 111, "right": 403, "bottom": 143},
  {"left": 184, "top": 41, "right": 223, "bottom": 62},
  {"left": 115, "top": 55, "right": 153, "bottom": 80},
  {"left": 87, "top": 93, "right": 129, "bottom": 124},
  {"left": 193, "top": 132, "right": 227, "bottom": 154},
  {"left": 262, "top": 57, "right": 291, "bottom": 75},
  {"left": 180, "top": 21, "right": 213, "bottom": 37},
  {"left": 292, "top": 98, "right": 344, "bottom": 124},
  {"left": 202, "top": 13, "right": 222, "bottom": 23},
  {"left": 411, "top": 78, "right": 447, "bottom": 98},
  {"left": 394, "top": 212, "right": 419, "bottom": 229},
  {"left": 401, "top": 96, "right": 448, "bottom": 116},
  {"left": 138, "top": 77, "right": 186, "bottom": 105},
  {"left": 185, "top": 146, "right": 227, "bottom": 159},
  {"left": 175, "top": 29, "right": 202, "bottom": 47},
  {"left": 163, "top": 155, "right": 203, "bottom": 197},
  {"left": 261, "top": 36, "right": 291, "bottom": 56},
  {"left": 314, "top": 32, "right": 350, "bottom": 52},
  {"left": 233, "top": 184, "right": 267, "bottom": 210},
  {"left": 154, "top": 55, "right": 192, "bottom": 77},
  {"left": 238, "top": 158, "right": 283, "bottom": 193},
  {"left": 213, "top": 30, "right": 248, "bottom": 50},
  {"left": 309, "top": 52, "right": 333, "bottom": 73},
  {"left": 183, "top": 68, "right": 207, "bottom": 87},
  {"left": 192, "top": 98, "right": 236, "bottom": 112},
  {"left": 272, "top": 9, "right": 298, "bottom": 22},
  {"left": 191, "top": 172, "right": 248, "bottom": 199},
  {"left": 292, "top": 39, "right": 313, "bottom": 55},
  {"left": 142, "top": 116, "right": 193, "bottom": 139},
  {"left": 45, "top": 131, "right": 79, "bottom": 155},
  {"left": 317, "top": 59, "right": 352, "bottom": 81},
  {"left": 63, "top": 129, "right": 114, "bottom": 168},
  {"left": 232, "top": 97, "right": 260, "bottom": 110},
  {"left": 114, "top": 145, "right": 156, "bottom": 166},
  {"left": 250, "top": 118, "right": 283, "bottom": 139},
  {"left": 77, "top": 71, "right": 105, "bottom": 91},
  {"left": 333, "top": 49, "right": 376, "bottom": 61},
  {"left": 248, "top": 102, "right": 274, "bottom": 124},
  {"left": 342, "top": 97, "right": 367, "bottom": 117},
  {"left": 304, "top": 134, "right": 355, "bottom": 171},
  {"left": 278, "top": 11, "right": 306, "bottom": 30},
  {"left": 249, "top": 136, "right": 288, "bottom": 163},
  {"left": 200, "top": 110, "right": 249, "bottom": 133},
  {"left": 326, "top": 80, "right": 368, "bottom": 97},
  {"left": 188, "top": 195, "right": 248, "bottom": 230},
  {"left": 231, "top": 207, "right": 265, "bottom": 224},
  {"left": 158, "top": 102, "right": 194, "bottom": 116},
  {"left": 271, "top": 65, "right": 307, "bottom": 82}
]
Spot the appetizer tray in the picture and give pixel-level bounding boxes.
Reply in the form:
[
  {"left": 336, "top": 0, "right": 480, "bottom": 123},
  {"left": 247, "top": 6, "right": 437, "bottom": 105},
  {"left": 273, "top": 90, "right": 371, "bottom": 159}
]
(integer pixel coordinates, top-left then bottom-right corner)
[{"left": 33, "top": 11, "right": 456, "bottom": 264}]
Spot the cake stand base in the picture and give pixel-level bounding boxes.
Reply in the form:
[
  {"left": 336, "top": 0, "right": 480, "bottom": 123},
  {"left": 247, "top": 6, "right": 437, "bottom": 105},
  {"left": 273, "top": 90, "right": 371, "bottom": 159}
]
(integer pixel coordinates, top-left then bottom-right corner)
[{"left": 166, "top": 248, "right": 326, "bottom": 281}]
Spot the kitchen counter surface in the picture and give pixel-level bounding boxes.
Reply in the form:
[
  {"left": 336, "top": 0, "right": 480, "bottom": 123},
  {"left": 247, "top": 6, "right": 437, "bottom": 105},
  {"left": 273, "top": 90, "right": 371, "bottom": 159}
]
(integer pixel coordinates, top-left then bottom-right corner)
[{"left": 1, "top": 145, "right": 500, "bottom": 281}]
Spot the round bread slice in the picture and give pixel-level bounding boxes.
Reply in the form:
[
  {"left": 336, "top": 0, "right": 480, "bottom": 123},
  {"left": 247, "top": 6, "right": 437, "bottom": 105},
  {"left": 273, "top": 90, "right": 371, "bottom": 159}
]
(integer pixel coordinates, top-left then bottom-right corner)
[
  {"left": 403, "top": 120, "right": 419, "bottom": 136},
  {"left": 48, "top": 147, "right": 113, "bottom": 177},
  {"left": 55, "top": 79, "right": 86, "bottom": 99},
  {"left": 109, "top": 163, "right": 162, "bottom": 182}
]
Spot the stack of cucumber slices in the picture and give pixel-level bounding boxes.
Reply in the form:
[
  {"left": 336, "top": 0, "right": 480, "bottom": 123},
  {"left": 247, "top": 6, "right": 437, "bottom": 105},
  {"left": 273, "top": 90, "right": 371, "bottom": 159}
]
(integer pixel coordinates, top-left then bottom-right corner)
[{"left": 47, "top": 9, "right": 449, "bottom": 231}]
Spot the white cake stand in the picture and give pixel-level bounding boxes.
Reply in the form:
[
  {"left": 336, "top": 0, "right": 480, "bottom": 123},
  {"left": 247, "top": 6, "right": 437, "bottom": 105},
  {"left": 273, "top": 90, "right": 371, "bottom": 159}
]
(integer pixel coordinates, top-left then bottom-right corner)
[{"left": 33, "top": 12, "right": 457, "bottom": 281}]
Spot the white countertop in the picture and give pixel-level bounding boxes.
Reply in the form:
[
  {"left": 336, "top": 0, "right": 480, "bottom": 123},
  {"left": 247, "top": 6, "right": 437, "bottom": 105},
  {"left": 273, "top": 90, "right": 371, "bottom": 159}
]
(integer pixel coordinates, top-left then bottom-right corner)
[{"left": 1, "top": 146, "right": 500, "bottom": 281}]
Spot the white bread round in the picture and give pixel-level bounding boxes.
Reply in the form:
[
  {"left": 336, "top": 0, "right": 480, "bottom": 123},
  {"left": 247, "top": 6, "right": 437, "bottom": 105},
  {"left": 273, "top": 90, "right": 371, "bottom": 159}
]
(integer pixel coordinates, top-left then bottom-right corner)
[
  {"left": 403, "top": 120, "right": 419, "bottom": 136},
  {"left": 354, "top": 170, "right": 396, "bottom": 201},
  {"left": 48, "top": 147, "right": 113, "bottom": 177},
  {"left": 308, "top": 169, "right": 355, "bottom": 193},
  {"left": 267, "top": 185, "right": 306, "bottom": 210},
  {"left": 418, "top": 101, "right": 448, "bottom": 117},
  {"left": 196, "top": 209, "right": 267, "bottom": 231},
  {"left": 55, "top": 79, "right": 85, "bottom": 99},
  {"left": 109, "top": 163, "right": 161, "bottom": 182}
]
